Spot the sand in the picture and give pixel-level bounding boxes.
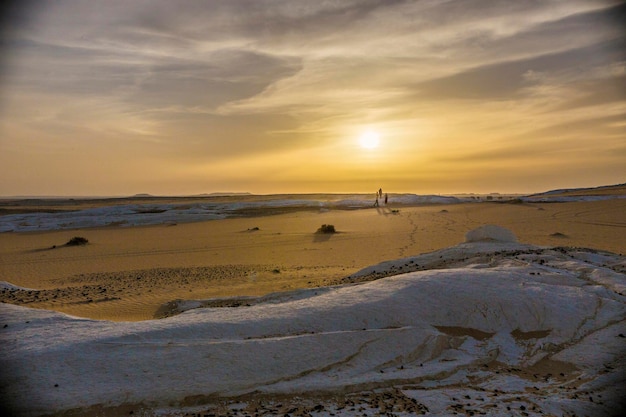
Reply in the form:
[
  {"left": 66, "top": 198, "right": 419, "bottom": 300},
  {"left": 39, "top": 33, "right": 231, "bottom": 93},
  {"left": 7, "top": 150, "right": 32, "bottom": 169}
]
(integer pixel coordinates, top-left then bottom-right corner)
[{"left": 1, "top": 198, "right": 624, "bottom": 321}]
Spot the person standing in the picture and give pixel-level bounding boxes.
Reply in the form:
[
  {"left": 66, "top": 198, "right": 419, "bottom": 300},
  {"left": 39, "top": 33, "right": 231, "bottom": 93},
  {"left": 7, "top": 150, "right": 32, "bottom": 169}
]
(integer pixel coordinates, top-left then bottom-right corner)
[{"left": 384, "top": 193, "right": 388, "bottom": 205}]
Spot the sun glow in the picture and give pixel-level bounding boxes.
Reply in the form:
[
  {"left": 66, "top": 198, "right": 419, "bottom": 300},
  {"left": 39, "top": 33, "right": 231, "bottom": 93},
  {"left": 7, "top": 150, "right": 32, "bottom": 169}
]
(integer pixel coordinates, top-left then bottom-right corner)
[{"left": 358, "top": 131, "right": 380, "bottom": 149}]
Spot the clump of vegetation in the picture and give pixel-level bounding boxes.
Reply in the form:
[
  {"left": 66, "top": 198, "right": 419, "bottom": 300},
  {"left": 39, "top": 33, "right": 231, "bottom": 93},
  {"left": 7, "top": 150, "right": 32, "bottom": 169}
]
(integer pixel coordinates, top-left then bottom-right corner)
[
  {"left": 316, "top": 224, "right": 336, "bottom": 234},
  {"left": 65, "top": 236, "right": 89, "bottom": 246}
]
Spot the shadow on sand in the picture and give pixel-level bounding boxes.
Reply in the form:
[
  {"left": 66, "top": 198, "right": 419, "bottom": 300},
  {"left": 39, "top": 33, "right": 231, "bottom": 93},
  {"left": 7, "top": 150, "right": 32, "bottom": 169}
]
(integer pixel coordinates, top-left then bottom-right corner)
[{"left": 313, "top": 232, "right": 337, "bottom": 243}]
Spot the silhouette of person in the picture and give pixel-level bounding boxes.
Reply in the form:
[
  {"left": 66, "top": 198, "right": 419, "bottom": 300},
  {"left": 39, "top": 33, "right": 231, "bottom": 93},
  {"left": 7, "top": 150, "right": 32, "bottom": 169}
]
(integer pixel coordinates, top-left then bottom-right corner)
[
  {"left": 384, "top": 193, "right": 388, "bottom": 205},
  {"left": 379, "top": 188, "right": 383, "bottom": 198},
  {"left": 374, "top": 193, "right": 379, "bottom": 207}
]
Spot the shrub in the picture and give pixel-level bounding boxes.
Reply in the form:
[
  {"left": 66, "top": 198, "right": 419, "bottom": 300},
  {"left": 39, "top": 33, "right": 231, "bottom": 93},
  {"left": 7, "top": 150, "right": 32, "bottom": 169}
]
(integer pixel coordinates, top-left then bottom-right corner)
[
  {"left": 66, "top": 236, "right": 89, "bottom": 246},
  {"left": 317, "top": 224, "right": 336, "bottom": 234}
]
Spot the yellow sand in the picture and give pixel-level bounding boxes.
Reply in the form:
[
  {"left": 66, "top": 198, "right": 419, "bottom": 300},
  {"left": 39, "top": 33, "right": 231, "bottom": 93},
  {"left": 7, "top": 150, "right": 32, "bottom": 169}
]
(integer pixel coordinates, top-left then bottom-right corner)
[{"left": 1, "top": 199, "right": 624, "bottom": 321}]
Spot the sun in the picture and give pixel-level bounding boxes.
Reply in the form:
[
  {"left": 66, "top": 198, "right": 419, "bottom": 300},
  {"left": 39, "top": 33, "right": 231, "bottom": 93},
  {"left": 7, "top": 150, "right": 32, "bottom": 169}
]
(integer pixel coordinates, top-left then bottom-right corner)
[{"left": 358, "top": 131, "right": 380, "bottom": 149}]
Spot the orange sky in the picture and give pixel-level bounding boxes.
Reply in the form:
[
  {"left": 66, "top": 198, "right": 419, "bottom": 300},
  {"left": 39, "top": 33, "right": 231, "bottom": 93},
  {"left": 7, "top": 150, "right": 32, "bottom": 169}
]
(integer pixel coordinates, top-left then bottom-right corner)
[{"left": 0, "top": 0, "right": 624, "bottom": 196}]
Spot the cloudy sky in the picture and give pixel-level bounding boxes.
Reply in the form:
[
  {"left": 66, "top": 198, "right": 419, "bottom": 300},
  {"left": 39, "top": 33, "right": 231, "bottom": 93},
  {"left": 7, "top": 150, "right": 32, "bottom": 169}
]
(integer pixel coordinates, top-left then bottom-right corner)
[{"left": 0, "top": 0, "right": 624, "bottom": 196}]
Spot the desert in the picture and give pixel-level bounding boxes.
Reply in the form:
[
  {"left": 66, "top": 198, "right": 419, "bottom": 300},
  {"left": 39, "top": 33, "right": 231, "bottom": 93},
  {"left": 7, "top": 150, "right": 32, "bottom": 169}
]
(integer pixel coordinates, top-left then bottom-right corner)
[
  {"left": 1, "top": 191, "right": 624, "bottom": 322},
  {"left": 3, "top": 2, "right": 625, "bottom": 415},
  {"left": 1, "top": 188, "right": 625, "bottom": 416}
]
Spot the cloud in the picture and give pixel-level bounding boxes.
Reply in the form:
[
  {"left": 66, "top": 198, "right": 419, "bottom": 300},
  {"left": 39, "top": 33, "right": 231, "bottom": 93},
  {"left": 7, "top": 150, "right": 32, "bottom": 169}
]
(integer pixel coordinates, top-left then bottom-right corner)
[
  {"left": 431, "top": 112, "right": 626, "bottom": 164},
  {"left": 213, "top": 2, "right": 626, "bottom": 123},
  {"left": 413, "top": 36, "right": 625, "bottom": 101},
  {"left": 4, "top": 37, "right": 301, "bottom": 111},
  {"left": 553, "top": 73, "right": 626, "bottom": 111},
  {"left": 120, "top": 49, "right": 301, "bottom": 110}
]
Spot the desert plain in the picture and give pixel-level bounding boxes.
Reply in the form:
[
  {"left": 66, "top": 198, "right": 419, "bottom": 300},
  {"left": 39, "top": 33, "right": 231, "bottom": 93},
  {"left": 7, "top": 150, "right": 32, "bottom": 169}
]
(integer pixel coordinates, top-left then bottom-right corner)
[
  {"left": 1, "top": 188, "right": 625, "bottom": 417},
  {"left": 1, "top": 193, "right": 623, "bottom": 322}
]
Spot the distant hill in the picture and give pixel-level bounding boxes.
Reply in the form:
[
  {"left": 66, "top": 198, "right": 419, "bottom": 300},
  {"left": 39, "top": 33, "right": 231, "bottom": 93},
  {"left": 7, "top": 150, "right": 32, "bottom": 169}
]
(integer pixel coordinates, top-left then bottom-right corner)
[{"left": 529, "top": 183, "right": 626, "bottom": 198}]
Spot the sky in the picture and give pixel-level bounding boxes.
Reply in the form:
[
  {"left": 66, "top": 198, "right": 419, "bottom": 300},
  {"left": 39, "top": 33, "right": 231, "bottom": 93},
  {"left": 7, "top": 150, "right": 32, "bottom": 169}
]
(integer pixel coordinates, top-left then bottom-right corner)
[{"left": 0, "top": 0, "right": 624, "bottom": 196}]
